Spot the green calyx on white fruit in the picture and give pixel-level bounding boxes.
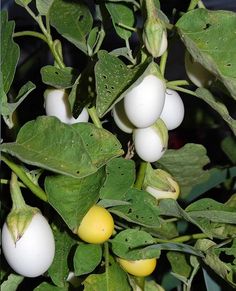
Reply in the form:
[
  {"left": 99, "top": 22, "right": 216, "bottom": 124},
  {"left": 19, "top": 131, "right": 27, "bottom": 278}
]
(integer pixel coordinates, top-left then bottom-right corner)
[
  {"left": 143, "top": 17, "right": 168, "bottom": 58},
  {"left": 111, "top": 99, "right": 134, "bottom": 133},
  {"left": 160, "top": 89, "right": 185, "bottom": 130},
  {"left": 133, "top": 119, "right": 168, "bottom": 163},
  {"left": 124, "top": 64, "right": 166, "bottom": 128},
  {"left": 143, "top": 164, "right": 180, "bottom": 200},
  {"left": 44, "top": 88, "right": 89, "bottom": 124},
  {"left": 185, "top": 51, "right": 214, "bottom": 88},
  {"left": 2, "top": 213, "right": 55, "bottom": 277}
]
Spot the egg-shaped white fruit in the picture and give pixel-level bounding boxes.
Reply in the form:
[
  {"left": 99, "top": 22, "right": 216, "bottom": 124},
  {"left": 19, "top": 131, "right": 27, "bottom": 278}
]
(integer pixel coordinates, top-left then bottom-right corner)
[
  {"left": 146, "top": 186, "right": 179, "bottom": 200},
  {"left": 133, "top": 127, "right": 166, "bottom": 162},
  {"left": 44, "top": 89, "right": 71, "bottom": 123},
  {"left": 2, "top": 213, "right": 55, "bottom": 278},
  {"left": 185, "top": 52, "right": 213, "bottom": 88},
  {"left": 69, "top": 107, "right": 89, "bottom": 124},
  {"left": 160, "top": 89, "right": 185, "bottom": 130},
  {"left": 124, "top": 75, "right": 166, "bottom": 128},
  {"left": 111, "top": 100, "right": 134, "bottom": 133}
]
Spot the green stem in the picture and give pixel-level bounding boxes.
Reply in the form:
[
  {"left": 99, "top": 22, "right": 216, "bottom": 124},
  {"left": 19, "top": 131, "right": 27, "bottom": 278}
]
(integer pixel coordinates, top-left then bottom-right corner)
[
  {"left": 134, "top": 161, "right": 147, "bottom": 190},
  {"left": 198, "top": 1, "right": 206, "bottom": 8},
  {"left": 93, "top": 28, "right": 106, "bottom": 55},
  {"left": 160, "top": 50, "right": 168, "bottom": 77},
  {"left": 167, "top": 80, "right": 190, "bottom": 87},
  {"left": 104, "top": 242, "right": 110, "bottom": 286},
  {"left": 1, "top": 178, "right": 26, "bottom": 188},
  {"left": 13, "top": 31, "right": 48, "bottom": 43},
  {"left": 156, "top": 232, "right": 208, "bottom": 244},
  {"left": 167, "top": 84, "right": 197, "bottom": 97},
  {"left": 10, "top": 172, "right": 26, "bottom": 210},
  {"left": 1, "top": 155, "right": 48, "bottom": 202},
  {"left": 87, "top": 106, "right": 103, "bottom": 128},
  {"left": 187, "top": 0, "right": 200, "bottom": 11},
  {"left": 145, "top": 0, "right": 157, "bottom": 19},
  {"left": 22, "top": 5, "right": 65, "bottom": 68},
  {"left": 117, "top": 22, "right": 137, "bottom": 32}
]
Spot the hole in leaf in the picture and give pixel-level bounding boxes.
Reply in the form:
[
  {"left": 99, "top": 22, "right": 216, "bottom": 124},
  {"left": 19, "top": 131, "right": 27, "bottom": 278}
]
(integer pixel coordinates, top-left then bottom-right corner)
[
  {"left": 103, "top": 75, "right": 107, "bottom": 79},
  {"left": 203, "top": 23, "right": 211, "bottom": 30},
  {"left": 128, "top": 208, "right": 132, "bottom": 214},
  {"left": 135, "top": 215, "right": 139, "bottom": 219},
  {"left": 90, "top": 133, "right": 93, "bottom": 137},
  {"left": 125, "top": 238, "right": 128, "bottom": 242},
  {"left": 55, "top": 71, "right": 59, "bottom": 75},
  {"left": 111, "top": 86, "right": 114, "bottom": 90},
  {"left": 219, "top": 252, "right": 235, "bottom": 264},
  {"left": 226, "top": 63, "right": 231, "bottom": 67},
  {"left": 107, "top": 90, "right": 111, "bottom": 94},
  {"left": 78, "top": 15, "right": 84, "bottom": 22},
  {"left": 105, "top": 84, "right": 108, "bottom": 89},
  {"left": 76, "top": 170, "right": 80, "bottom": 174}
]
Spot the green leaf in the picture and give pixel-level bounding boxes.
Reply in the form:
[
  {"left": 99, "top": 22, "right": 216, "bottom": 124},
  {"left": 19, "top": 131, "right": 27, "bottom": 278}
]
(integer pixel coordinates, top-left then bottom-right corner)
[
  {"left": 49, "top": 0, "right": 93, "bottom": 54},
  {"left": 196, "top": 239, "right": 236, "bottom": 287},
  {"left": 74, "top": 244, "right": 102, "bottom": 276},
  {"left": 36, "top": 0, "right": 54, "bottom": 15},
  {"left": 111, "top": 229, "right": 157, "bottom": 260},
  {"left": 1, "top": 274, "right": 23, "bottom": 291},
  {"left": 158, "top": 143, "right": 210, "bottom": 199},
  {"left": 0, "top": 116, "right": 123, "bottom": 178},
  {"left": 95, "top": 51, "right": 153, "bottom": 117},
  {"left": 105, "top": 2, "right": 135, "bottom": 40},
  {"left": 48, "top": 229, "right": 75, "bottom": 288},
  {"left": 99, "top": 158, "right": 135, "bottom": 200},
  {"left": 144, "top": 280, "right": 165, "bottom": 291},
  {"left": 15, "top": 0, "right": 32, "bottom": 7},
  {"left": 187, "top": 167, "right": 236, "bottom": 203},
  {"left": 186, "top": 198, "right": 236, "bottom": 224},
  {"left": 1, "top": 81, "right": 36, "bottom": 129},
  {"left": 83, "top": 257, "right": 131, "bottom": 291},
  {"left": 110, "top": 188, "right": 162, "bottom": 228},
  {"left": 0, "top": 10, "right": 20, "bottom": 94},
  {"left": 34, "top": 282, "right": 68, "bottom": 290},
  {"left": 41, "top": 66, "right": 78, "bottom": 89},
  {"left": 140, "top": 242, "right": 203, "bottom": 258},
  {"left": 167, "top": 252, "right": 192, "bottom": 278},
  {"left": 68, "top": 61, "right": 95, "bottom": 117},
  {"left": 195, "top": 88, "right": 236, "bottom": 135},
  {"left": 221, "top": 136, "right": 236, "bottom": 163},
  {"left": 45, "top": 167, "right": 105, "bottom": 231},
  {"left": 176, "top": 8, "right": 236, "bottom": 99},
  {"left": 202, "top": 267, "right": 222, "bottom": 291},
  {"left": 186, "top": 198, "right": 236, "bottom": 239}
]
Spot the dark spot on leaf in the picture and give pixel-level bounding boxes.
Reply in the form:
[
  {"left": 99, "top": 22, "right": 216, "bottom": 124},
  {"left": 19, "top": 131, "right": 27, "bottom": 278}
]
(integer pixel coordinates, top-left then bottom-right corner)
[
  {"left": 219, "top": 251, "right": 235, "bottom": 264},
  {"left": 128, "top": 208, "right": 132, "bottom": 214},
  {"left": 136, "top": 215, "right": 139, "bottom": 219},
  {"left": 107, "top": 90, "right": 111, "bottom": 94},
  {"left": 109, "top": 262, "right": 112, "bottom": 266},
  {"left": 121, "top": 173, "right": 124, "bottom": 176},
  {"left": 105, "top": 84, "right": 108, "bottom": 89},
  {"left": 78, "top": 15, "right": 84, "bottom": 22},
  {"left": 90, "top": 133, "right": 93, "bottom": 137},
  {"left": 103, "top": 75, "right": 107, "bottom": 79},
  {"left": 55, "top": 71, "right": 59, "bottom": 75},
  {"left": 111, "top": 86, "right": 114, "bottom": 90},
  {"left": 203, "top": 23, "right": 211, "bottom": 30},
  {"left": 125, "top": 238, "right": 128, "bottom": 242},
  {"left": 226, "top": 63, "right": 231, "bottom": 67},
  {"left": 76, "top": 170, "right": 80, "bottom": 174}
]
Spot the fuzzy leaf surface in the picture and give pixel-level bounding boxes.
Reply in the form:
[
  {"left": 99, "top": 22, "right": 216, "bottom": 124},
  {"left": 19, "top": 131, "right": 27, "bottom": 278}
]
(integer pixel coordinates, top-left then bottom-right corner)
[{"left": 0, "top": 117, "right": 123, "bottom": 178}]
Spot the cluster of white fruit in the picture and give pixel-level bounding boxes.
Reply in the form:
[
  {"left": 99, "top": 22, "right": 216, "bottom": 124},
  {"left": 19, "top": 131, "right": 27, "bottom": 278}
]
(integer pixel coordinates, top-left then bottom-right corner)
[
  {"left": 112, "top": 74, "right": 185, "bottom": 163},
  {"left": 44, "top": 88, "right": 89, "bottom": 124}
]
